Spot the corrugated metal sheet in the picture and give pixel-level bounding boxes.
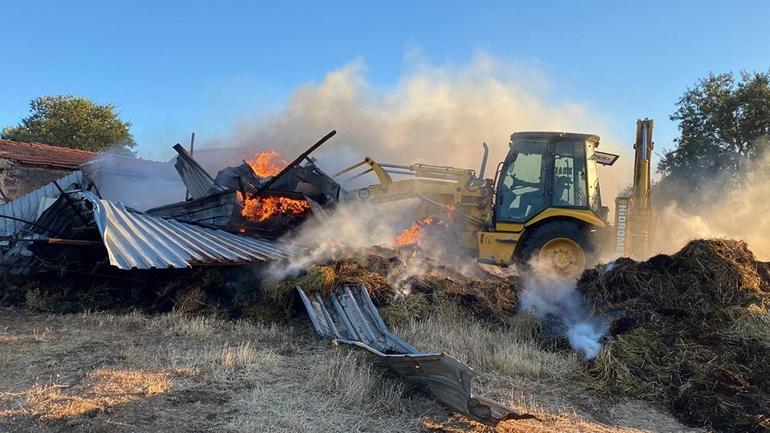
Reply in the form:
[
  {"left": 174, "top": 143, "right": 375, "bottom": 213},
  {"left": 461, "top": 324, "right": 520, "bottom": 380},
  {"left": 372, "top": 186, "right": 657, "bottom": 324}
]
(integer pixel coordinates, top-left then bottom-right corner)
[
  {"left": 0, "top": 170, "right": 87, "bottom": 236},
  {"left": 31, "top": 191, "right": 300, "bottom": 270},
  {"left": 88, "top": 195, "right": 298, "bottom": 269},
  {"left": 297, "top": 285, "right": 532, "bottom": 424},
  {"left": 300, "top": 284, "right": 418, "bottom": 354},
  {"left": 173, "top": 144, "right": 224, "bottom": 199}
]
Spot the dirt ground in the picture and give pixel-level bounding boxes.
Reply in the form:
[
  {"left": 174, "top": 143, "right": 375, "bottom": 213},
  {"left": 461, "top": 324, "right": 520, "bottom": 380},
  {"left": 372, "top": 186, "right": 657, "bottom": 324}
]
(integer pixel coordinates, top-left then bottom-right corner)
[{"left": 0, "top": 308, "right": 704, "bottom": 433}]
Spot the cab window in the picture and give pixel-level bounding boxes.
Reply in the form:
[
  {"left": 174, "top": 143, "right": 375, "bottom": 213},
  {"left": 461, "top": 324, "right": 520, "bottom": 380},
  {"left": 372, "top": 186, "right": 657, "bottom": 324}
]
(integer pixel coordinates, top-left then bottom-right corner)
[
  {"left": 497, "top": 141, "right": 548, "bottom": 221},
  {"left": 585, "top": 140, "right": 602, "bottom": 213},
  {"left": 552, "top": 140, "right": 588, "bottom": 208}
]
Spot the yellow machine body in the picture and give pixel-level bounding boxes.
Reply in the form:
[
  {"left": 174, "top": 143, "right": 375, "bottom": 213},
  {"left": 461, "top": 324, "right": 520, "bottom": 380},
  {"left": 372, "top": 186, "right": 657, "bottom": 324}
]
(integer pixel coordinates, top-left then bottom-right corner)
[{"left": 478, "top": 208, "right": 607, "bottom": 266}]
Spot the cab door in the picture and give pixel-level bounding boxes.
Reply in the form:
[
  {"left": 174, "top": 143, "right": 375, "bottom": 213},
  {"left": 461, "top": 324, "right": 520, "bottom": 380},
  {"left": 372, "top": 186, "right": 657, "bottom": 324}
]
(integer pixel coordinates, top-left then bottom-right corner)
[
  {"left": 495, "top": 140, "right": 549, "bottom": 223},
  {"left": 551, "top": 140, "right": 589, "bottom": 209}
]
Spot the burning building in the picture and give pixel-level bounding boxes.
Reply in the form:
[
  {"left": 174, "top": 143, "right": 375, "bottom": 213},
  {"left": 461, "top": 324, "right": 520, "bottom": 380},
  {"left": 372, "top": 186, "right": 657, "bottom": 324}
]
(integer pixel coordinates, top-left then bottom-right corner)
[{"left": 0, "top": 131, "right": 340, "bottom": 274}]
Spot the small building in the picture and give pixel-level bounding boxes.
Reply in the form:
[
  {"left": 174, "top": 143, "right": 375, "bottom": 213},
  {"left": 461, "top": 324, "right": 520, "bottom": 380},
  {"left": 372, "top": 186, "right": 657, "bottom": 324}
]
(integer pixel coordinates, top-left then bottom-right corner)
[{"left": 0, "top": 140, "right": 95, "bottom": 202}]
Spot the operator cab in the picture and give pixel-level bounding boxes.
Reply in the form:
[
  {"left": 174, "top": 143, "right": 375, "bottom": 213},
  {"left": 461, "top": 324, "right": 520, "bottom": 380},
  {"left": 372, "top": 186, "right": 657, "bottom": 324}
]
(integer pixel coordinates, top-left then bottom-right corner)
[{"left": 495, "top": 132, "right": 616, "bottom": 224}]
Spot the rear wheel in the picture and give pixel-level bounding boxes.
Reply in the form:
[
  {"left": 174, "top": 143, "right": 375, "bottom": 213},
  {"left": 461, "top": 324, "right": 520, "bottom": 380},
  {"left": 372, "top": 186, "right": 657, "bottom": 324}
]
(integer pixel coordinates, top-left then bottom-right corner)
[{"left": 515, "top": 220, "right": 593, "bottom": 278}]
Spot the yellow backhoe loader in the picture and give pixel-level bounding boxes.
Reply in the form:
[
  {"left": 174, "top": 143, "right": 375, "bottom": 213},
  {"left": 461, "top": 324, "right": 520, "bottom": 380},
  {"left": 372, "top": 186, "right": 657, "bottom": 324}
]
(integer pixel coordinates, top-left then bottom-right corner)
[{"left": 336, "top": 119, "right": 655, "bottom": 277}]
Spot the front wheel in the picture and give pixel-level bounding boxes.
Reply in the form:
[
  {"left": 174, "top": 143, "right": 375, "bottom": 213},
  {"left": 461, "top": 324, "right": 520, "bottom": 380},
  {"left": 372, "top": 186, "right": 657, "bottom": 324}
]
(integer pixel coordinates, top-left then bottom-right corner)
[{"left": 515, "top": 220, "right": 594, "bottom": 279}]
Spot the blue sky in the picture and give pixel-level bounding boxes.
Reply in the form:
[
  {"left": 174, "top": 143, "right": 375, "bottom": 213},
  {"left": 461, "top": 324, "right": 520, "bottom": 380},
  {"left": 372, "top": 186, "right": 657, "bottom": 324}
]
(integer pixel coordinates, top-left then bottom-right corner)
[{"left": 1, "top": 0, "right": 768, "bottom": 162}]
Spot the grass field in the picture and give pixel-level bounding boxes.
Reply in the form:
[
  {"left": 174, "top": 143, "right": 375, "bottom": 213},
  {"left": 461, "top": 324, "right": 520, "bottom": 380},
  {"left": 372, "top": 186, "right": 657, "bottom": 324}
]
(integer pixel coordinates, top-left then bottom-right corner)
[{"left": 0, "top": 308, "right": 702, "bottom": 433}]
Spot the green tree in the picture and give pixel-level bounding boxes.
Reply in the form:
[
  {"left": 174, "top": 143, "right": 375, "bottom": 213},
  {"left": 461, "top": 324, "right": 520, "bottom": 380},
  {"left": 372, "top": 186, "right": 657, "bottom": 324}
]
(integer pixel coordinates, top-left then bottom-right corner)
[
  {"left": 657, "top": 71, "right": 770, "bottom": 205},
  {"left": 2, "top": 95, "right": 136, "bottom": 152}
]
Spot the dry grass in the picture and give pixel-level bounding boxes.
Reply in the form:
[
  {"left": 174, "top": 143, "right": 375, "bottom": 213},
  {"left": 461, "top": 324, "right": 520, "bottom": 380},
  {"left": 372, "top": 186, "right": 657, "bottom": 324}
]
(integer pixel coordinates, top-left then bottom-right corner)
[
  {"left": 421, "top": 411, "right": 669, "bottom": 433},
  {"left": 149, "top": 312, "right": 219, "bottom": 337},
  {"left": 224, "top": 347, "right": 422, "bottom": 433},
  {"left": 2, "top": 368, "right": 174, "bottom": 420},
  {"left": 0, "top": 305, "right": 700, "bottom": 433},
  {"left": 204, "top": 341, "right": 281, "bottom": 373},
  {"left": 225, "top": 382, "right": 422, "bottom": 433},
  {"left": 208, "top": 341, "right": 259, "bottom": 369},
  {"left": 305, "top": 351, "right": 405, "bottom": 410},
  {"left": 397, "top": 306, "right": 581, "bottom": 380},
  {"left": 724, "top": 304, "right": 770, "bottom": 346}
]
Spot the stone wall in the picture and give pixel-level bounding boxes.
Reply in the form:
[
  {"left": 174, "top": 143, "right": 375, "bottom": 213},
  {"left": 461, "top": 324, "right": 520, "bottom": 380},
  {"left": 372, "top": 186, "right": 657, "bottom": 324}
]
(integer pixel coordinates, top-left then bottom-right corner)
[{"left": 0, "top": 158, "right": 72, "bottom": 202}]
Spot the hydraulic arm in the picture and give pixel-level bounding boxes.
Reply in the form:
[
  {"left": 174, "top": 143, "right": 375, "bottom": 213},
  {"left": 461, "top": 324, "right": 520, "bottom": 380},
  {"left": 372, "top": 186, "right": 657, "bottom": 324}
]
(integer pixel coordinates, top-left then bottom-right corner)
[
  {"left": 336, "top": 157, "right": 494, "bottom": 249},
  {"left": 614, "top": 119, "right": 654, "bottom": 257}
]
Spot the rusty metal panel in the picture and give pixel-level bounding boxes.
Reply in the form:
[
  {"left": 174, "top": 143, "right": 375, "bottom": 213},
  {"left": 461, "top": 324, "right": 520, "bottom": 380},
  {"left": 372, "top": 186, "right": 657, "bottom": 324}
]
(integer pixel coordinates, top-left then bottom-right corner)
[{"left": 297, "top": 285, "right": 530, "bottom": 424}]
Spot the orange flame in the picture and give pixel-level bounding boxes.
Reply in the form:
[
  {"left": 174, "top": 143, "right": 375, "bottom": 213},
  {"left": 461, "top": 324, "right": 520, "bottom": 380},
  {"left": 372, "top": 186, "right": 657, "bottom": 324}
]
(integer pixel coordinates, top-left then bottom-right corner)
[
  {"left": 238, "top": 151, "right": 310, "bottom": 223},
  {"left": 247, "top": 151, "right": 285, "bottom": 177},
  {"left": 241, "top": 195, "right": 310, "bottom": 222},
  {"left": 394, "top": 217, "right": 444, "bottom": 246}
]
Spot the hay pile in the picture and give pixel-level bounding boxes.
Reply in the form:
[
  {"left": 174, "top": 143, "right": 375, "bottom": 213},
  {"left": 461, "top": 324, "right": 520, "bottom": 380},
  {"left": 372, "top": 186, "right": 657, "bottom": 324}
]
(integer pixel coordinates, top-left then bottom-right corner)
[
  {"left": 579, "top": 239, "right": 770, "bottom": 432},
  {"left": 266, "top": 248, "right": 519, "bottom": 325}
]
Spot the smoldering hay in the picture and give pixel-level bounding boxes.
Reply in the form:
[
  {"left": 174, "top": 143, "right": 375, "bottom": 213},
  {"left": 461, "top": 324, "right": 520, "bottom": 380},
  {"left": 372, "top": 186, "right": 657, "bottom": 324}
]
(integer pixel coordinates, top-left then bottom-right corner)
[{"left": 579, "top": 239, "right": 770, "bottom": 432}]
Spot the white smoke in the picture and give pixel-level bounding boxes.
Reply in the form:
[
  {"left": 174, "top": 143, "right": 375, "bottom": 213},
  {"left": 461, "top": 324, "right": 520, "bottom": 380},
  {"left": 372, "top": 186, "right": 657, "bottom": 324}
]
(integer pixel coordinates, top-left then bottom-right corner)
[
  {"left": 80, "top": 151, "right": 186, "bottom": 210},
  {"left": 519, "top": 257, "right": 608, "bottom": 359},
  {"left": 199, "top": 55, "right": 631, "bottom": 207},
  {"left": 265, "top": 199, "right": 414, "bottom": 280},
  {"left": 566, "top": 322, "right": 605, "bottom": 360},
  {"left": 652, "top": 147, "right": 770, "bottom": 259}
]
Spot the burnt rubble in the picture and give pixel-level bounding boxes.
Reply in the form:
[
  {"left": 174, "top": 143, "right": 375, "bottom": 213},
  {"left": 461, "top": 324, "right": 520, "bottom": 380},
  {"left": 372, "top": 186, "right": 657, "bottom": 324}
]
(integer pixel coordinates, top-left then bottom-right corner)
[{"left": 0, "top": 131, "right": 340, "bottom": 277}]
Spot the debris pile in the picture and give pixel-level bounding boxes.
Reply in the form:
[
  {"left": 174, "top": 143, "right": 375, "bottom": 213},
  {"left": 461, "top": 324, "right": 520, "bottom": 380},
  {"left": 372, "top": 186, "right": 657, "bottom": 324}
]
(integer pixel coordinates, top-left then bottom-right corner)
[
  {"left": 0, "top": 264, "right": 246, "bottom": 315},
  {"left": 579, "top": 239, "right": 770, "bottom": 432},
  {"left": 0, "top": 132, "right": 338, "bottom": 277}
]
